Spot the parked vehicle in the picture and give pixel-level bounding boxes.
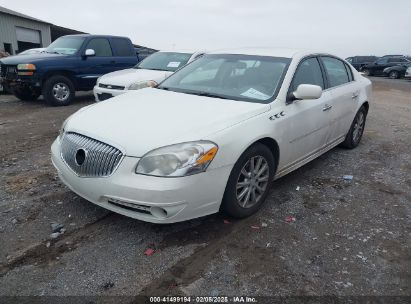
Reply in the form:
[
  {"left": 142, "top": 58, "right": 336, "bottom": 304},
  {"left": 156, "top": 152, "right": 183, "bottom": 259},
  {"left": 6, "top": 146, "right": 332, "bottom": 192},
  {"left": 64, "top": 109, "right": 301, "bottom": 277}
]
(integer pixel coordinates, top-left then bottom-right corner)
[
  {"left": 0, "top": 34, "right": 139, "bottom": 106},
  {"left": 94, "top": 51, "right": 204, "bottom": 101},
  {"left": 345, "top": 56, "right": 378, "bottom": 71},
  {"left": 51, "top": 48, "right": 371, "bottom": 223},
  {"left": 134, "top": 47, "right": 157, "bottom": 61},
  {"left": 362, "top": 56, "right": 410, "bottom": 76},
  {"left": 18, "top": 48, "right": 46, "bottom": 55},
  {"left": 405, "top": 67, "right": 411, "bottom": 79},
  {"left": 383, "top": 62, "right": 411, "bottom": 79}
]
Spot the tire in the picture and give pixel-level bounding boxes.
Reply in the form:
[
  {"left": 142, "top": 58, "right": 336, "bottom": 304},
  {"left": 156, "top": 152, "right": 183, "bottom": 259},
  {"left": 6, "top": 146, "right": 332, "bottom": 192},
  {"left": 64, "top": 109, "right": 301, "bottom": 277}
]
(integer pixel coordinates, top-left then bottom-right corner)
[
  {"left": 362, "top": 69, "right": 372, "bottom": 76},
  {"left": 389, "top": 71, "right": 399, "bottom": 79},
  {"left": 221, "top": 143, "right": 275, "bottom": 218},
  {"left": 340, "top": 106, "right": 367, "bottom": 149},
  {"left": 42, "top": 75, "right": 75, "bottom": 106},
  {"left": 13, "top": 88, "right": 40, "bottom": 101}
]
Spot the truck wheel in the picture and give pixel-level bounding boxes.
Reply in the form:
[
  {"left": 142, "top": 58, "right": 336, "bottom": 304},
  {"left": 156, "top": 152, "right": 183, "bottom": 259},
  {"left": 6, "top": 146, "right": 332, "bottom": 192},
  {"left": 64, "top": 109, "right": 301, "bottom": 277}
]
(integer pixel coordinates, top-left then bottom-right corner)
[
  {"left": 43, "top": 75, "right": 75, "bottom": 106},
  {"left": 13, "top": 88, "right": 40, "bottom": 101},
  {"left": 362, "top": 69, "right": 372, "bottom": 76}
]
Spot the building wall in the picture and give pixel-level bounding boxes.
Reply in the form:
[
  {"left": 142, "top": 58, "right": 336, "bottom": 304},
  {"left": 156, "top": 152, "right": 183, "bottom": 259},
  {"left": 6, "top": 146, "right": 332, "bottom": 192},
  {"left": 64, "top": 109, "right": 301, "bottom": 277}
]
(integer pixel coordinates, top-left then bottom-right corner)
[{"left": 0, "top": 12, "right": 51, "bottom": 54}]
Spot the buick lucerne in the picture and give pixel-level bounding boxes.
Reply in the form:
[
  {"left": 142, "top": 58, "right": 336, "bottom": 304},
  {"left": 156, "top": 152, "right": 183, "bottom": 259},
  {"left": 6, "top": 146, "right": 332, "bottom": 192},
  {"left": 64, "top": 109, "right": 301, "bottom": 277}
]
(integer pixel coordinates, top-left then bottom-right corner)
[{"left": 51, "top": 48, "right": 371, "bottom": 223}]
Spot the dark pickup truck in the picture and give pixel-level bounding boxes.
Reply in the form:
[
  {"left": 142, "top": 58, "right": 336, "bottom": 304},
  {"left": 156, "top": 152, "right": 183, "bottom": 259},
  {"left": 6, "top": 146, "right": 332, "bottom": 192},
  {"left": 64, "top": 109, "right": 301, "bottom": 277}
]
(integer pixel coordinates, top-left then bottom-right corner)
[{"left": 0, "top": 34, "right": 139, "bottom": 106}]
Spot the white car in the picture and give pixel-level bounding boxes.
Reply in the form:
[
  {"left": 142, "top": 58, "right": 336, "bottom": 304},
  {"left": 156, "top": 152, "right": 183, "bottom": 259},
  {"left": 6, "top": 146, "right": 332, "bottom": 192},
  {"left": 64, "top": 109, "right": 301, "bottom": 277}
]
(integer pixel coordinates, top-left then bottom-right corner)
[
  {"left": 18, "top": 48, "right": 46, "bottom": 55},
  {"left": 405, "top": 66, "right": 411, "bottom": 79},
  {"left": 93, "top": 50, "right": 204, "bottom": 101},
  {"left": 51, "top": 48, "right": 371, "bottom": 223}
]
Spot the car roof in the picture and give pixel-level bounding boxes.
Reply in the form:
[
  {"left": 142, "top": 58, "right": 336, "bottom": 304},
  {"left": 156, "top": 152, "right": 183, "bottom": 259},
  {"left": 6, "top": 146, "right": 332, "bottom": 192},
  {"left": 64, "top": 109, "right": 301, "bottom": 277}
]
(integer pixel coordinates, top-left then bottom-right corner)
[
  {"left": 159, "top": 49, "right": 203, "bottom": 54},
  {"left": 207, "top": 47, "right": 330, "bottom": 59},
  {"left": 61, "top": 34, "right": 131, "bottom": 40}
]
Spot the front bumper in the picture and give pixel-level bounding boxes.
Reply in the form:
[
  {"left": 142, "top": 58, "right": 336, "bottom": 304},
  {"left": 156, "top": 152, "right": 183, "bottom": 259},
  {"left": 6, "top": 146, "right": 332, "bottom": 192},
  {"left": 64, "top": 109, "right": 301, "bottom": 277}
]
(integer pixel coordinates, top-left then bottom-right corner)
[
  {"left": 51, "top": 138, "right": 231, "bottom": 223},
  {"left": 93, "top": 85, "right": 127, "bottom": 102},
  {"left": 0, "top": 75, "right": 41, "bottom": 91}
]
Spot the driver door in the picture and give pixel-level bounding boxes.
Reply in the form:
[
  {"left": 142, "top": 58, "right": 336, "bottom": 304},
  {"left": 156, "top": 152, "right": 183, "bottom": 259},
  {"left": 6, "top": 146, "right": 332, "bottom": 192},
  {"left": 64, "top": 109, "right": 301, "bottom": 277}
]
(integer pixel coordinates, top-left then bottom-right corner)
[{"left": 277, "top": 57, "right": 333, "bottom": 170}]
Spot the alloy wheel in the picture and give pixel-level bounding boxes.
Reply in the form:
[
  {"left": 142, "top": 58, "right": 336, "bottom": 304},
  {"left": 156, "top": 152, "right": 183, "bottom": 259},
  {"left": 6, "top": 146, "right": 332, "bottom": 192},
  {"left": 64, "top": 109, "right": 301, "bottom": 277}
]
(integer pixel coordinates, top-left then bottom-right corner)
[
  {"left": 236, "top": 155, "right": 270, "bottom": 208},
  {"left": 52, "top": 83, "right": 70, "bottom": 101},
  {"left": 352, "top": 111, "right": 365, "bottom": 143}
]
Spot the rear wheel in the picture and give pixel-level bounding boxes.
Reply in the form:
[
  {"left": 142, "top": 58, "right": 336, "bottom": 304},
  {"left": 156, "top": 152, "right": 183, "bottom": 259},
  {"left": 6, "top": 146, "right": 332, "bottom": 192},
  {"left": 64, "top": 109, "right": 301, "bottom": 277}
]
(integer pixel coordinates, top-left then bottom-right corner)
[
  {"left": 13, "top": 88, "right": 40, "bottom": 101},
  {"left": 221, "top": 143, "right": 275, "bottom": 218},
  {"left": 340, "top": 106, "right": 367, "bottom": 149},
  {"left": 389, "top": 71, "right": 399, "bottom": 79},
  {"left": 42, "top": 75, "right": 75, "bottom": 106}
]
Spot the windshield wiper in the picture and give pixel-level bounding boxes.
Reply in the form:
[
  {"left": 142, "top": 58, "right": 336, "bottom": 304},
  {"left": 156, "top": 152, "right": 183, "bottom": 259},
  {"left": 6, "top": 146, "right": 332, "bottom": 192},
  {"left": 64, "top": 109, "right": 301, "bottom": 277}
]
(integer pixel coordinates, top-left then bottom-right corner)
[
  {"left": 45, "top": 51, "right": 61, "bottom": 54},
  {"left": 186, "top": 91, "right": 230, "bottom": 100}
]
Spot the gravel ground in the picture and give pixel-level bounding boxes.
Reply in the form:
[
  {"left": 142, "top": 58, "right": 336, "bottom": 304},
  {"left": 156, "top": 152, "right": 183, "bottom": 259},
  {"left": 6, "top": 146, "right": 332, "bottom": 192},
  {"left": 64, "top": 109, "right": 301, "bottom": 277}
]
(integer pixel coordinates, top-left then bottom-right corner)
[{"left": 0, "top": 77, "right": 410, "bottom": 298}]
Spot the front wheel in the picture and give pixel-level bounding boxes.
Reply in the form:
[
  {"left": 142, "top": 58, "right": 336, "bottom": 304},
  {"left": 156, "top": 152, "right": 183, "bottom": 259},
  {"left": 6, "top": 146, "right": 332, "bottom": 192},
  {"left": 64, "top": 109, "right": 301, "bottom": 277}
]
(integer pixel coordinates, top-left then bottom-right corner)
[
  {"left": 42, "top": 75, "right": 75, "bottom": 106},
  {"left": 340, "top": 106, "right": 367, "bottom": 149},
  {"left": 221, "top": 143, "right": 275, "bottom": 218}
]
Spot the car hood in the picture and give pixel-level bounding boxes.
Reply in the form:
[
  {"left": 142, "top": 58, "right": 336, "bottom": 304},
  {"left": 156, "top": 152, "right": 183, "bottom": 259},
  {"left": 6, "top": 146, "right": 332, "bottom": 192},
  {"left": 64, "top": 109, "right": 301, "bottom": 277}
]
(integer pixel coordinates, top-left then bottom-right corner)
[
  {"left": 0, "top": 53, "right": 67, "bottom": 65},
  {"left": 99, "top": 69, "right": 173, "bottom": 86},
  {"left": 66, "top": 88, "right": 270, "bottom": 157}
]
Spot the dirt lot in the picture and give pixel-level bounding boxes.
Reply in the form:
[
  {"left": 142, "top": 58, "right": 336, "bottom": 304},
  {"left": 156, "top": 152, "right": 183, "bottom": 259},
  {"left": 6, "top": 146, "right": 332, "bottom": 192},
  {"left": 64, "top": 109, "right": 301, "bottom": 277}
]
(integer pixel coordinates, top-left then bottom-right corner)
[{"left": 0, "top": 77, "right": 410, "bottom": 299}]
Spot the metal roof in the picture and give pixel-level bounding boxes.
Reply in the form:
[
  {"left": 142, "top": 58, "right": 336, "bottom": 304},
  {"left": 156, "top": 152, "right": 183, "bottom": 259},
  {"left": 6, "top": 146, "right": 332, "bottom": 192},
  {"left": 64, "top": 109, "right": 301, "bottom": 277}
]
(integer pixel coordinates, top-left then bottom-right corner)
[{"left": 0, "top": 5, "right": 50, "bottom": 24}]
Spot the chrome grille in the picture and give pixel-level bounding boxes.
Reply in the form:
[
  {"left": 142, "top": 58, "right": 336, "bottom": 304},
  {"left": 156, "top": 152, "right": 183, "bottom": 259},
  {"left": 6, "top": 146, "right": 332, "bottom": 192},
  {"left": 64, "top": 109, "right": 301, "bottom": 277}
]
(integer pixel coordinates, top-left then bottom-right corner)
[{"left": 60, "top": 132, "right": 123, "bottom": 177}]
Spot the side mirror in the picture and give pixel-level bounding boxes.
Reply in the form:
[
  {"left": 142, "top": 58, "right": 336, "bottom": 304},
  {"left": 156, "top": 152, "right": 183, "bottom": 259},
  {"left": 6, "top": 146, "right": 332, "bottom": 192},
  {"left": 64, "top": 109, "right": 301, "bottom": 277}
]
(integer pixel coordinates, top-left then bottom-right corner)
[
  {"left": 84, "top": 49, "right": 95, "bottom": 57},
  {"left": 289, "top": 84, "right": 322, "bottom": 102}
]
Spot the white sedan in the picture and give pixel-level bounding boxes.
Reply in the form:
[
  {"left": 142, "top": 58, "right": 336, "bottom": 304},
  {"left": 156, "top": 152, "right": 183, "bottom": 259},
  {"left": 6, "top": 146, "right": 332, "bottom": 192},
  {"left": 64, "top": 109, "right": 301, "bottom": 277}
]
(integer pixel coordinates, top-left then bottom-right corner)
[
  {"left": 93, "top": 50, "right": 204, "bottom": 101},
  {"left": 52, "top": 48, "right": 371, "bottom": 223}
]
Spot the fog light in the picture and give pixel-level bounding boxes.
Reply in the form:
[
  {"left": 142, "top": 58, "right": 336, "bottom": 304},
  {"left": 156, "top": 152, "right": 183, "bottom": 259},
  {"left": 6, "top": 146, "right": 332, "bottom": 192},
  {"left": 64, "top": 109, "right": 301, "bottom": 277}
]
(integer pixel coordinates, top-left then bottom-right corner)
[{"left": 151, "top": 207, "right": 168, "bottom": 219}]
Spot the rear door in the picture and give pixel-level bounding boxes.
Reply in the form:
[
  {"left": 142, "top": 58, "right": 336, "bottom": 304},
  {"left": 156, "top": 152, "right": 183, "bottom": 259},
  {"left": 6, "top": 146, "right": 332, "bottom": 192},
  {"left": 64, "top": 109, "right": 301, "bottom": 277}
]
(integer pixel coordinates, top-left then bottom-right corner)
[
  {"left": 110, "top": 37, "right": 137, "bottom": 70},
  {"left": 78, "top": 38, "right": 115, "bottom": 89},
  {"left": 319, "top": 56, "right": 359, "bottom": 143}
]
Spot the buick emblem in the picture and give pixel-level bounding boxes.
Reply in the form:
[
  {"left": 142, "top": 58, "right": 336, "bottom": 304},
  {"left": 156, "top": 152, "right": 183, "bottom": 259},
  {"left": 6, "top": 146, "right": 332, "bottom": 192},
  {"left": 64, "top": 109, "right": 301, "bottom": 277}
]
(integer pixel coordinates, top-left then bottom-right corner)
[
  {"left": 75, "top": 148, "right": 87, "bottom": 166},
  {"left": 107, "top": 85, "right": 112, "bottom": 89}
]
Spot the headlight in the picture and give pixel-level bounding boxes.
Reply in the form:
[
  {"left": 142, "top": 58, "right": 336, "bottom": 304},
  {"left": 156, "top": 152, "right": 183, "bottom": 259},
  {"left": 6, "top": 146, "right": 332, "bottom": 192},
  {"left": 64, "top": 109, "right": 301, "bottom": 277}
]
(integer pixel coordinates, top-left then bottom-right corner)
[
  {"left": 128, "top": 80, "right": 157, "bottom": 90},
  {"left": 17, "top": 63, "right": 36, "bottom": 70},
  {"left": 136, "top": 141, "right": 218, "bottom": 177}
]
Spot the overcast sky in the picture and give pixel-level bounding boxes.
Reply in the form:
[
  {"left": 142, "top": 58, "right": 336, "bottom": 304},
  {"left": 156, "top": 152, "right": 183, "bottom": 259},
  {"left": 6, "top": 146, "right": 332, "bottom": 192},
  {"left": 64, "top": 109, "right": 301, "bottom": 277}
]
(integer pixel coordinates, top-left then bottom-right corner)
[{"left": 1, "top": 0, "right": 410, "bottom": 58}]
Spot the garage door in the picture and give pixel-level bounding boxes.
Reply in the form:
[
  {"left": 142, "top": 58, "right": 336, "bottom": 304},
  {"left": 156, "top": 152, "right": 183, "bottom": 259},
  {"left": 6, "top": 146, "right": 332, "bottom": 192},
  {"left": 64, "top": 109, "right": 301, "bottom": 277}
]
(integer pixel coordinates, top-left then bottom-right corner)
[{"left": 16, "top": 27, "right": 41, "bottom": 44}]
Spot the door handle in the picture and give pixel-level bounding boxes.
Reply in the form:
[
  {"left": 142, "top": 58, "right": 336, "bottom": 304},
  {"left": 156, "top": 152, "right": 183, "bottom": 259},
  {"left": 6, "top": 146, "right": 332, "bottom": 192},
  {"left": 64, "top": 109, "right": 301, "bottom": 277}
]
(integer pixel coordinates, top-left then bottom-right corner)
[
  {"left": 322, "top": 104, "right": 332, "bottom": 111},
  {"left": 352, "top": 93, "right": 359, "bottom": 99},
  {"left": 110, "top": 60, "right": 116, "bottom": 64}
]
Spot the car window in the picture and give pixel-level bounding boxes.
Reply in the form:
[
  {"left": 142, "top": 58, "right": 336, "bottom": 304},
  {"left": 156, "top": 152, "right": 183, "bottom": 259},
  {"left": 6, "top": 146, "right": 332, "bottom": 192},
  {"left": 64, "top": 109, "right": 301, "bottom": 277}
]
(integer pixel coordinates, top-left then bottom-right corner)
[
  {"left": 321, "top": 57, "right": 350, "bottom": 88},
  {"left": 344, "top": 63, "right": 354, "bottom": 81},
  {"left": 85, "top": 38, "right": 112, "bottom": 57},
  {"left": 136, "top": 52, "right": 192, "bottom": 72},
  {"left": 111, "top": 38, "right": 133, "bottom": 56},
  {"left": 376, "top": 58, "right": 388, "bottom": 64},
  {"left": 291, "top": 57, "right": 324, "bottom": 91},
  {"left": 159, "top": 54, "right": 291, "bottom": 103}
]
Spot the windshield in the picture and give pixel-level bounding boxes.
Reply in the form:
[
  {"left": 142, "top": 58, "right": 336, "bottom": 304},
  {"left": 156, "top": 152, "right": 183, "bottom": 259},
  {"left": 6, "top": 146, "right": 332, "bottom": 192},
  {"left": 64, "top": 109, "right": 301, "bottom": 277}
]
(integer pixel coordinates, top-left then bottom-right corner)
[
  {"left": 46, "top": 37, "right": 85, "bottom": 55},
  {"left": 135, "top": 52, "right": 192, "bottom": 72},
  {"left": 158, "top": 54, "right": 291, "bottom": 103}
]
